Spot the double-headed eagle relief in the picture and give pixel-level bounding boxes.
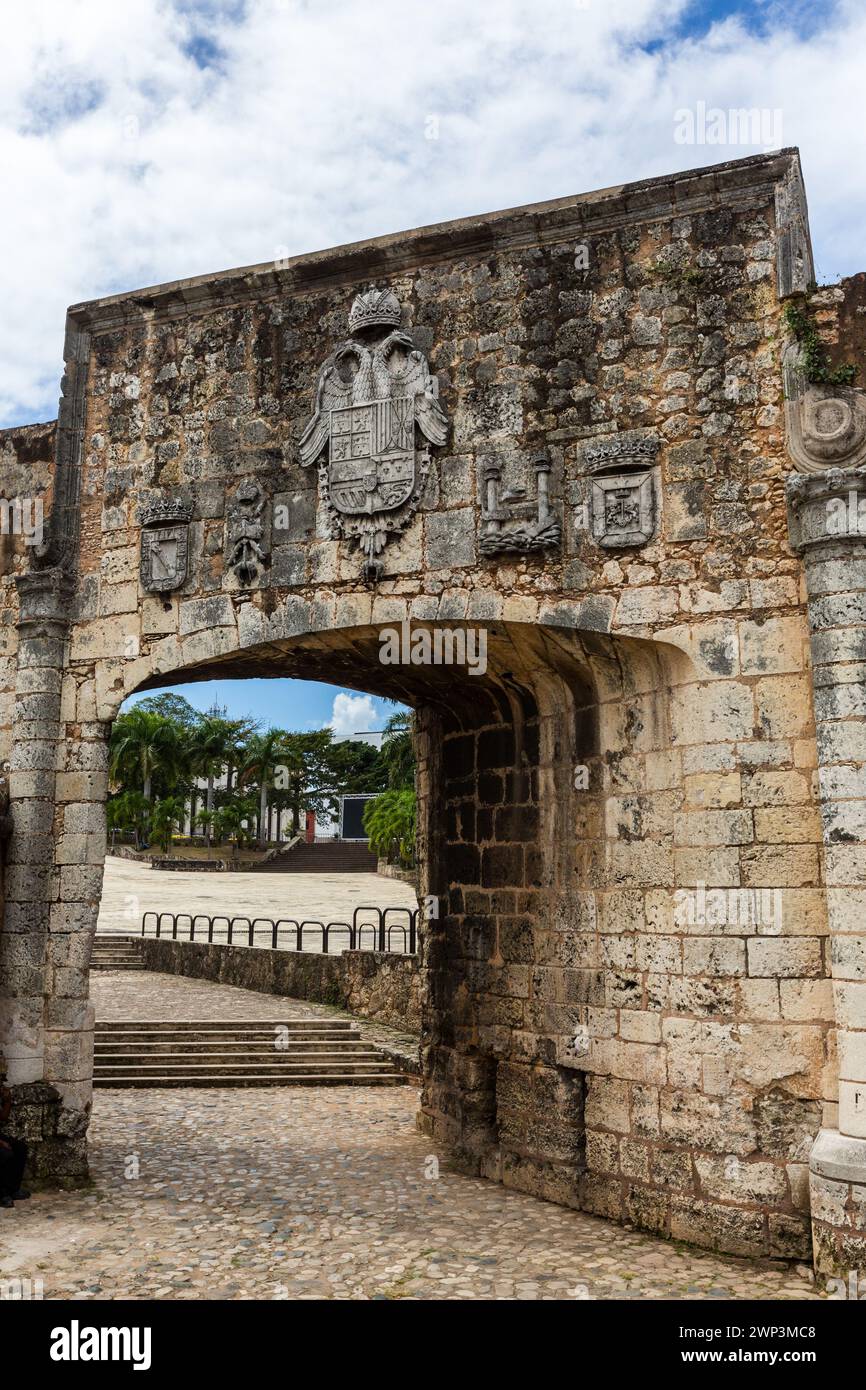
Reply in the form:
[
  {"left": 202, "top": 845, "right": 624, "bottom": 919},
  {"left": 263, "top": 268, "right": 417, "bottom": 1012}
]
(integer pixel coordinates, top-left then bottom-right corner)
[{"left": 299, "top": 287, "right": 448, "bottom": 581}]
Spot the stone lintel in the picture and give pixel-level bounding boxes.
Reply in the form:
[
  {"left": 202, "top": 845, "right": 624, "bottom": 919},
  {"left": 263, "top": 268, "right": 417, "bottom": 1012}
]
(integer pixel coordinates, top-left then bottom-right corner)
[{"left": 66, "top": 150, "right": 804, "bottom": 335}]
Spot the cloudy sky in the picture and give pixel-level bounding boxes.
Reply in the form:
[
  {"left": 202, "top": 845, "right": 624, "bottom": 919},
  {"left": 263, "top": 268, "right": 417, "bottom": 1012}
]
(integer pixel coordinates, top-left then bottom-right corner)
[
  {"left": 1, "top": 0, "right": 862, "bottom": 431},
  {"left": 3, "top": 0, "right": 861, "bottom": 729},
  {"left": 127, "top": 677, "right": 387, "bottom": 736}
]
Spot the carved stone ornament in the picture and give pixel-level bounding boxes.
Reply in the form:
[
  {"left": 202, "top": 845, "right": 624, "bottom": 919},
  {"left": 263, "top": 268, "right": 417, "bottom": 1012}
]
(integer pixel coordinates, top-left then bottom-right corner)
[
  {"left": 784, "top": 350, "right": 866, "bottom": 475},
  {"left": 138, "top": 496, "right": 192, "bottom": 594},
  {"left": 479, "top": 454, "right": 561, "bottom": 556},
  {"left": 584, "top": 436, "right": 659, "bottom": 549},
  {"left": 299, "top": 287, "right": 448, "bottom": 582},
  {"left": 227, "top": 480, "right": 268, "bottom": 586}
]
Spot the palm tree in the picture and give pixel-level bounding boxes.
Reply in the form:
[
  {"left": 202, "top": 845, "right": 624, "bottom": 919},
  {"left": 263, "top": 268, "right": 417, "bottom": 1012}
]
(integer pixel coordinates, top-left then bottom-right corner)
[
  {"left": 379, "top": 710, "right": 416, "bottom": 790},
  {"left": 185, "top": 714, "right": 238, "bottom": 820},
  {"left": 107, "top": 790, "right": 150, "bottom": 850},
  {"left": 150, "top": 795, "right": 186, "bottom": 854},
  {"left": 214, "top": 798, "right": 256, "bottom": 860},
  {"left": 238, "top": 729, "right": 291, "bottom": 849},
  {"left": 110, "top": 707, "right": 186, "bottom": 802},
  {"left": 195, "top": 807, "right": 216, "bottom": 855},
  {"left": 363, "top": 788, "right": 416, "bottom": 867}
]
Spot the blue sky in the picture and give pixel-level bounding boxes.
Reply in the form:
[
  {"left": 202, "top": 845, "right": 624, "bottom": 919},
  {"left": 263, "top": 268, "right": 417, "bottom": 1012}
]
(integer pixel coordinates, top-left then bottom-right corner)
[{"left": 124, "top": 678, "right": 401, "bottom": 734}]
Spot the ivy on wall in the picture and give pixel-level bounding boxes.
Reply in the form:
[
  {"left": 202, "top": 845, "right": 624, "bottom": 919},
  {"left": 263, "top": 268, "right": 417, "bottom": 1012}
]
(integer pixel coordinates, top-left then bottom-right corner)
[{"left": 784, "top": 298, "right": 857, "bottom": 386}]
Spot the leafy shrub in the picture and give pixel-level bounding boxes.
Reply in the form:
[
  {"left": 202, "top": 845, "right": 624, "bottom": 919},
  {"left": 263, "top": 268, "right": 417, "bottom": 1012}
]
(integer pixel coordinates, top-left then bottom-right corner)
[{"left": 363, "top": 788, "right": 416, "bottom": 867}]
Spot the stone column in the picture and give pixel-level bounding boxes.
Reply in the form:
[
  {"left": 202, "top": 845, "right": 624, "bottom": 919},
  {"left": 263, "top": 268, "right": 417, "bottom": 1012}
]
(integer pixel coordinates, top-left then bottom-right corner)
[
  {"left": 0, "top": 566, "right": 89, "bottom": 1183},
  {"left": 788, "top": 469, "right": 866, "bottom": 1280}
]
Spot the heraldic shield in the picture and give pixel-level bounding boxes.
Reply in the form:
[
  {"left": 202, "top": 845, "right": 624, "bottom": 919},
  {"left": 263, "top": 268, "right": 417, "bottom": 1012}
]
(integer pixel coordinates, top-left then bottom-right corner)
[
  {"left": 299, "top": 287, "right": 448, "bottom": 580},
  {"left": 329, "top": 398, "right": 416, "bottom": 515}
]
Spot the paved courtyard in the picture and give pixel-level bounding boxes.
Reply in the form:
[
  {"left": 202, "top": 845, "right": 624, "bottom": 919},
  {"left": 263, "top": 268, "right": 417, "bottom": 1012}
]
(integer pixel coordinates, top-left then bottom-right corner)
[
  {"left": 2, "top": 1086, "right": 820, "bottom": 1302},
  {"left": 97, "top": 855, "right": 417, "bottom": 940},
  {"left": 0, "top": 973, "right": 821, "bottom": 1302}
]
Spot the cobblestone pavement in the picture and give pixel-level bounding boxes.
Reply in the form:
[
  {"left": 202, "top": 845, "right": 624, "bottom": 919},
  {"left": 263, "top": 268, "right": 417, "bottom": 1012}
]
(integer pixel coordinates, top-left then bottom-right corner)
[
  {"left": 2, "top": 975, "right": 820, "bottom": 1301},
  {"left": 2, "top": 1087, "right": 820, "bottom": 1301},
  {"left": 97, "top": 856, "right": 416, "bottom": 947},
  {"left": 89, "top": 971, "right": 421, "bottom": 1071}
]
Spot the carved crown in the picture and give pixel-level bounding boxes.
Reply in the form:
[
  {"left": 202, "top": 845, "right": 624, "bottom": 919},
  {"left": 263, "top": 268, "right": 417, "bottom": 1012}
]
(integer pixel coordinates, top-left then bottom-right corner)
[
  {"left": 348, "top": 287, "right": 402, "bottom": 334},
  {"left": 583, "top": 436, "right": 660, "bottom": 474},
  {"left": 138, "top": 497, "right": 193, "bottom": 528}
]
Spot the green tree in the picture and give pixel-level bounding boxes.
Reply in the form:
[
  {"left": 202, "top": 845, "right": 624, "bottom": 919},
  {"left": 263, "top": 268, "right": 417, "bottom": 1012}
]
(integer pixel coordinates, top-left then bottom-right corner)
[
  {"left": 195, "top": 806, "right": 216, "bottom": 854},
  {"left": 107, "top": 790, "right": 150, "bottom": 850},
  {"left": 239, "top": 729, "right": 293, "bottom": 848},
  {"left": 150, "top": 795, "right": 186, "bottom": 854},
  {"left": 133, "top": 693, "right": 200, "bottom": 728},
  {"left": 185, "top": 713, "right": 244, "bottom": 819},
  {"left": 271, "top": 729, "right": 342, "bottom": 835},
  {"left": 378, "top": 710, "right": 416, "bottom": 791},
  {"left": 363, "top": 788, "right": 416, "bottom": 867},
  {"left": 213, "top": 797, "right": 257, "bottom": 857},
  {"left": 326, "top": 738, "right": 386, "bottom": 797},
  {"left": 110, "top": 707, "right": 187, "bottom": 801}
]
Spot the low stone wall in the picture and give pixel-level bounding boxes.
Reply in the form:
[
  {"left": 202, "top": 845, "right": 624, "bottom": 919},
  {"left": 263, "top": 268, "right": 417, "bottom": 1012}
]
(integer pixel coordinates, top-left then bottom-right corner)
[
  {"left": 150, "top": 857, "right": 228, "bottom": 871},
  {"left": 138, "top": 937, "right": 422, "bottom": 1031},
  {"left": 376, "top": 859, "right": 418, "bottom": 888}
]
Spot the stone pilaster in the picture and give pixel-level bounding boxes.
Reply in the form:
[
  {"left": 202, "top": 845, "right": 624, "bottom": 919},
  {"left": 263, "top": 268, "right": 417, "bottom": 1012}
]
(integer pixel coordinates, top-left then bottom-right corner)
[
  {"left": 788, "top": 469, "right": 866, "bottom": 1279},
  {"left": 0, "top": 566, "right": 89, "bottom": 1183}
]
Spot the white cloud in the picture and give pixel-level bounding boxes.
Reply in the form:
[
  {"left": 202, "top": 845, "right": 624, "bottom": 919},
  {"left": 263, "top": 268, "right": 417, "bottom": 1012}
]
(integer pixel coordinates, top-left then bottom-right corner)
[
  {"left": 1, "top": 0, "right": 864, "bottom": 427},
  {"left": 329, "top": 692, "right": 380, "bottom": 737}
]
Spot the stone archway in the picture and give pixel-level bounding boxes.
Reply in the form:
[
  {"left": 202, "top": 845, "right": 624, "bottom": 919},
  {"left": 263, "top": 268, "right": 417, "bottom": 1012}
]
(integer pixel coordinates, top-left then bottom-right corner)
[{"left": 4, "top": 148, "right": 866, "bottom": 1276}]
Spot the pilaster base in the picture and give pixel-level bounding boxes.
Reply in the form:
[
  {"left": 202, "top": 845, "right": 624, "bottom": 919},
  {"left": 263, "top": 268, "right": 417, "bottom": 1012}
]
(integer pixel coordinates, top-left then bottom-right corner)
[
  {"left": 809, "top": 1128, "right": 866, "bottom": 1282},
  {"left": 6, "top": 1081, "right": 90, "bottom": 1189}
]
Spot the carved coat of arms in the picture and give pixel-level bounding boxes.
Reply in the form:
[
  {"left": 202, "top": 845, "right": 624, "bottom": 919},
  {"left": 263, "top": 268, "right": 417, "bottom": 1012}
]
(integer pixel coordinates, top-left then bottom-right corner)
[
  {"left": 583, "top": 436, "right": 659, "bottom": 549},
  {"left": 139, "top": 497, "right": 192, "bottom": 593},
  {"left": 299, "top": 287, "right": 447, "bottom": 580},
  {"left": 784, "top": 350, "right": 866, "bottom": 474}
]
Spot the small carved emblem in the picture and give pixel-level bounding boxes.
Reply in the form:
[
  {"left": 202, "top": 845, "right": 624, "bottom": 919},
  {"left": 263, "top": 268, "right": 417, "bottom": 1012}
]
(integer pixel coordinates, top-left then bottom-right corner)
[
  {"left": 299, "top": 287, "right": 448, "bottom": 581},
  {"left": 227, "top": 481, "right": 268, "bottom": 586},
  {"left": 139, "top": 497, "right": 192, "bottom": 593},
  {"left": 584, "top": 436, "right": 659, "bottom": 548},
  {"left": 479, "top": 455, "right": 561, "bottom": 556}
]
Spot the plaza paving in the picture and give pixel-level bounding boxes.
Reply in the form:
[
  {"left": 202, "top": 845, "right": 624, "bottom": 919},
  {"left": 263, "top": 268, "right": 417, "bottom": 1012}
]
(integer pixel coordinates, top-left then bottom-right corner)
[
  {"left": 0, "top": 973, "right": 822, "bottom": 1302},
  {"left": 97, "top": 854, "right": 417, "bottom": 943}
]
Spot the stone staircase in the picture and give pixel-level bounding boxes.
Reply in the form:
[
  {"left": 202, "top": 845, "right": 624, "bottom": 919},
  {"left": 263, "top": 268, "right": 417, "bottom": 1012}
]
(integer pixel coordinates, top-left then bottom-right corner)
[
  {"left": 92, "top": 1019, "right": 408, "bottom": 1087},
  {"left": 251, "top": 840, "right": 378, "bottom": 873},
  {"left": 90, "top": 936, "right": 145, "bottom": 970}
]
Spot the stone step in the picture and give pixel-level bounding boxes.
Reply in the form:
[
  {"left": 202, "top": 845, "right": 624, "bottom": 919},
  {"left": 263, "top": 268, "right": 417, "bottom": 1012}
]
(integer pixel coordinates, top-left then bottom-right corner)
[
  {"left": 94, "top": 1066, "right": 396, "bottom": 1077},
  {"left": 90, "top": 938, "right": 145, "bottom": 972},
  {"left": 95, "top": 1048, "right": 386, "bottom": 1062},
  {"left": 91, "top": 1014, "right": 405, "bottom": 1087},
  {"left": 95, "top": 1041, "right": 368, "bottom": 1054},
  {"left": 94, "top": 1031, "right": 361, "bottom": 1046},
  {"left": 93, "top": 1073, "right": 407, "bottom": 1088},
  {"left": 95, "top": 1018, "right": 354, "bottom": 1031},
  {"left": 251, "top": 841, "right": 378, "bottom": 874}
]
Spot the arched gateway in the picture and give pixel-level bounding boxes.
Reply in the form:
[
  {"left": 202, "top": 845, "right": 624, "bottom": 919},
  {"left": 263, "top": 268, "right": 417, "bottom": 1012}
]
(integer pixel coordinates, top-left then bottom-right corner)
[{"left": 2, "top": 149, "right": 865, "bottom": 1279}]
